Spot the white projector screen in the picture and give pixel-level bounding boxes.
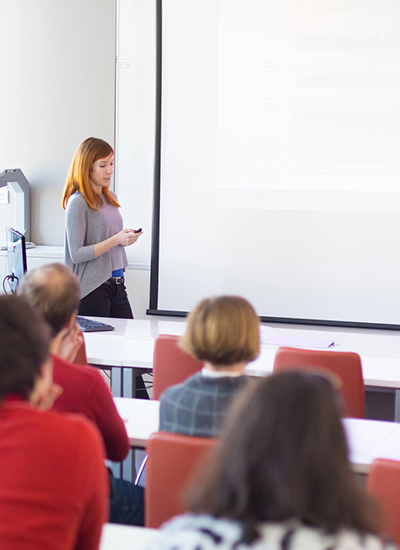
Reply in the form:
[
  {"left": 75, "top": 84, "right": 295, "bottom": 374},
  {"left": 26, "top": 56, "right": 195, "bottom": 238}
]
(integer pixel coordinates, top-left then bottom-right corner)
[{"left": 150, "top": 0, "right": 400, "bottom": 327}]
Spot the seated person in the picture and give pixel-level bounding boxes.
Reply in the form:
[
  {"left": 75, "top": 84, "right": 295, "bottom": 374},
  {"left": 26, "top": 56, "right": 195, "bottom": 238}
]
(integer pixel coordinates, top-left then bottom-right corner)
[
  {"left": 159, "top": 295, "right": 260, "bottom": 437},
  {"left": 19, "top": 262, "right": 143, "bottom": 526},
  {"left": 0, "top": 294, "right": 107, "bottom": 550},
  {"left": 150, "top": 370, "right": 395, "bottom": 550}
]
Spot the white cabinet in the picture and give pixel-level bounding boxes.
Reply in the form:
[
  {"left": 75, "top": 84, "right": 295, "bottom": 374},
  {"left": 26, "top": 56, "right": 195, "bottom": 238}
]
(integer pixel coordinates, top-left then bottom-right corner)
[{"left": 0, "top": 246, "right": 150, "bottom": 319}]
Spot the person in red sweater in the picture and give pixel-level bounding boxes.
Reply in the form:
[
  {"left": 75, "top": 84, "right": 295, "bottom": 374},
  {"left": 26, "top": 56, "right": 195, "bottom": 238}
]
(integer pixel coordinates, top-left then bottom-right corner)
[
  {"left": 0, "top": 294, "right": 108, "bottom": 550},
  {"left": 19, "top": 262, "right": 144, "bottom": 526}
]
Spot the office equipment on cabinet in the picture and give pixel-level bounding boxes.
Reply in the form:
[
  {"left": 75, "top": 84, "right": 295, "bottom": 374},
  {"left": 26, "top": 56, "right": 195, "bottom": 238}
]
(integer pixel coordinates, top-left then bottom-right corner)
[{"left": 0, "top": 169, "right": 32, "bottom": 250}]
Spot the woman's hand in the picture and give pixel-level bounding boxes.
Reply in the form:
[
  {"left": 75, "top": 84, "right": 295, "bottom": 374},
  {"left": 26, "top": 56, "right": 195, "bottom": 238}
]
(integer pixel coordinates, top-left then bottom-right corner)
[
  {"left": 116, "top": 228, "right": 143, "bottom": 247},
  {"left": 94, "top": 228, "right": 143, "bottom": 257}
]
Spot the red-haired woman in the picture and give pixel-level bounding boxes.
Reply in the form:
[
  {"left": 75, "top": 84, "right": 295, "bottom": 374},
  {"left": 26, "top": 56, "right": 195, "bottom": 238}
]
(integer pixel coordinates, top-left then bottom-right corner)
[
  {"left": 62, "top": 138, "right": 147, "bottom": 398},
  {"left": 62, "top": 137, "right": 142, "bottom": 318}
]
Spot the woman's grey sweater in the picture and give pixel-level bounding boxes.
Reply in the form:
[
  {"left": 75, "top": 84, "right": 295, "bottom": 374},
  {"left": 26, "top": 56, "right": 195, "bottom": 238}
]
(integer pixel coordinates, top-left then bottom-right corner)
[{"left": 64, "top": 192, "right": 128, "bottom": 299}]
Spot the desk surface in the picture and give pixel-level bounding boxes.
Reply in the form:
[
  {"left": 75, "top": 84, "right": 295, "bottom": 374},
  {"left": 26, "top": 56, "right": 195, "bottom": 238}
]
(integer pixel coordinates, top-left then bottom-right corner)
[
  {"left": 100, "top": 523, "right": 157, "bottom": 550},
  {"left": 114, "top": 397, "right": 400, "bottom": 474},
  {"left": 115, "top": 397, "right": 160, "bottom": 447},
  {"left": 86, "top": 317, "right": 400, "bottom": 389}
]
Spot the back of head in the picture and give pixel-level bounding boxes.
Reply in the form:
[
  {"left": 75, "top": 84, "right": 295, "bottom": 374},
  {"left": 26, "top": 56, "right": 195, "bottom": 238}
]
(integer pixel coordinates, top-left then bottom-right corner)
[
  {"left": 0, "top": 294, "right": 50, "bottom": 404},
  {"left": 19, "top": 263, "right": 80, "bottom": 338},
  {"left": 189, "top": 370, "right": 377, "bottom": 536},
  {"left": 62, "top": 137, "right": 118, "bottom": 210},
  {"left": 181, "top": 295, "right": 260, "bottom": 366}
]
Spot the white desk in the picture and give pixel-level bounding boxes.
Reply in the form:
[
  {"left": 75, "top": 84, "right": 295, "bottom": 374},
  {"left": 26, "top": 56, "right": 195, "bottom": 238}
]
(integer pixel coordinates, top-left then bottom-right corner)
[
  {"left": 115, "top": 397, "right": 160, "bottom": 447},
  {"left": 85, "top": 317, "right": 400, "bottom": 394},
  {"left": 343, "top": 418, "right": 400, "bottom": 474},
  {"left": 114, "top": 398, "right": 400, "bottom": 475},
  {"left": 84, "top": 318, "right": 183, "bottom": 397},
  {"left": 100, "top": 523, "right": 157, "bottom": 550}
]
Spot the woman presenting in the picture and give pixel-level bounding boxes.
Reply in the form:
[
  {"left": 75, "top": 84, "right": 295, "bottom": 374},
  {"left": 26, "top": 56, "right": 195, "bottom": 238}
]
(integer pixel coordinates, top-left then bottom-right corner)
[{"left": 62, "top": 137, "right": 142, "bottom": 318}]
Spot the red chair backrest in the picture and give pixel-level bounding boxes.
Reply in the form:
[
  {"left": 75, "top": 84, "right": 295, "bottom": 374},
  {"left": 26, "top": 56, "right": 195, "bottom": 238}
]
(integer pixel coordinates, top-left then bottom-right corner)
[
  {"left": 367, "top": 458, "right": 400, "bottom": 547},
  {"left": 273, "top": 346, "right": 365, "bottom": 418},
  {"left": 153, "top": 334, "right": 204, "bottom": 400},
  {"left": 145, "top": 431, "right": 217, "bottom": 528}
]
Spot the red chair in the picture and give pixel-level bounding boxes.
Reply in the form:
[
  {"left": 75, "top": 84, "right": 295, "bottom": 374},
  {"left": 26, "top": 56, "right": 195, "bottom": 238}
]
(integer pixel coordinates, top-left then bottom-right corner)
[
  {"left": 273, "top": 347, "right": 365, "bottom": 418},
  {"left": 145, "top": 431, "right": 217, "bottom": 528},
  {"left": 152, "top": 334, "right": 204, "bottom": 400},
  {"left": 367, "top": 458, "right": 400, "bottom": 546}
]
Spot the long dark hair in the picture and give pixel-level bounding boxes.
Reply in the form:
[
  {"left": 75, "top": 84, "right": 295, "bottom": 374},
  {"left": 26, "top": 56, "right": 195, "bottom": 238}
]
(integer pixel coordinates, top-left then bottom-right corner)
[{"left": 188, "top": 370, "right": 379, "bottom": 540}]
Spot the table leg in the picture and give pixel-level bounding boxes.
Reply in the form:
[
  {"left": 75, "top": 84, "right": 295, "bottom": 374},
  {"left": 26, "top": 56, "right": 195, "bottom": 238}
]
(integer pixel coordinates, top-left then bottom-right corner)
[
  {"left": 395, "top": 389, "right": 400, "bottom": 422},
  {"left": 111, "top": 367, "right": 123, "bottom": 397},
  {"left": 122, "top": 368, "right": 134, "bottom": 398}
]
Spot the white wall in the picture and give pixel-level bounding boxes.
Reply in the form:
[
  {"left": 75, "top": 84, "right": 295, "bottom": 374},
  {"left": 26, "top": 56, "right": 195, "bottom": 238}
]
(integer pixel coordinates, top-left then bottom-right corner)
[
  {"left": 112, "top": 0, "right": 157, "bottom": 316},
  {"left": 0, "top": 0, "right": 116, "bottom": 245},
  {"left": 114, "top": 0, "right": 156, "bottom": 268},
  {"left": 0, "top": 0, "right": 156, "bottom": 316}
]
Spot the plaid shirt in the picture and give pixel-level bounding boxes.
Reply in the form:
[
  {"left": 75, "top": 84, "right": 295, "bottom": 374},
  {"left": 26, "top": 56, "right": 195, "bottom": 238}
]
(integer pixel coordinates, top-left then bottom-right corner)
[{"left": 159, "top": 373, "right": 248, "bottom": 438}]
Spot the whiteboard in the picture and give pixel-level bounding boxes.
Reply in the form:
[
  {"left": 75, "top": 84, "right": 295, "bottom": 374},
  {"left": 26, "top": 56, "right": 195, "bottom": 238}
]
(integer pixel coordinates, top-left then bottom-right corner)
[{"left": 150, "top": 0, "right": 400, "bottom": 327}]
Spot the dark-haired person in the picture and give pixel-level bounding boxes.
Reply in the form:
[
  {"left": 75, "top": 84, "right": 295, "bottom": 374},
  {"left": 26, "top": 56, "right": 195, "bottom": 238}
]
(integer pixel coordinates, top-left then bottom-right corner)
[
  {"left": 0, "top": 294, "right": 108, "bottom": 549},
  {"left": 62, "top": 137, "right": 148, "bottom": 399},
  {"left": 19, "top": 262, "right": 144, "bottom": 526},
  {"left": 150, "top": 371, "right": 397, "bottom": 550},
  {"left": 159, "top": 296, "right": 260, "bottom": 438}
]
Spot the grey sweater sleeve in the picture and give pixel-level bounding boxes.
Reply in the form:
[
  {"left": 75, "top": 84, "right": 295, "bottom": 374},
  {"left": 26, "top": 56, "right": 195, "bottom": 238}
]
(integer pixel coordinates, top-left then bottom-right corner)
[{"left": 65, "top": 194, "right": 96, "bottom": 264}]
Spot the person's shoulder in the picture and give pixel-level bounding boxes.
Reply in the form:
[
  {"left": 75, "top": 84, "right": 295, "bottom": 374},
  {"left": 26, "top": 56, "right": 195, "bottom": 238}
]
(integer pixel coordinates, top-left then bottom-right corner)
[
  {"left": 53, "top": 355, "right": 104, "bottom": 384},
  {"left": 46, "top": 407, "right": 104, "bottom": 451},
  {"left": 149, "top": 514, "right": 243, "bottom": 550},
  {"left": 331, "top": 529, "right": 398, "bottom": 550},
  {"left": 191, "top": 373, "right": 247, "bottom": 390},
  {"left": 67, "top": 191, "right": 83, "bottom": 202},
  {"left": 41, "top": 405, "right": 91, "bottom": 430},
  {"left": 259, "top": 523, "right": 399, "bottom": 550},
  {"left": 219, "top": 374, "right": 248, "bottom": 388},
  {"left": 66, "top": 191, "right": 87, "bottom": 212},
  {"left": 160, "top": 372, "right": 203, "bottom": 400}
]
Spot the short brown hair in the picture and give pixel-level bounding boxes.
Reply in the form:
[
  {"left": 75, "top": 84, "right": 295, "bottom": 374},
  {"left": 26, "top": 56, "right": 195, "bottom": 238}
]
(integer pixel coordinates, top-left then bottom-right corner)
[
  {"left": 0, "top": 295, "right": 50, "bottom": 403},
  {"left": 61, "top": 137, "right": 120, "bottom": 210},
  {"left": 19, "top": 263, "right": 80, "bottom": 338},
  {"left": 181, "top": 296, "right": 260, "bottom": 366}
]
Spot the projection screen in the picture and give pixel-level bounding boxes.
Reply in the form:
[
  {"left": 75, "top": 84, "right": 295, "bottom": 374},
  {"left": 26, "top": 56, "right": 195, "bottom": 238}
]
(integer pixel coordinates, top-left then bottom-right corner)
[{"left": 149, "top": 0, "right": 400, "bottom": 328}]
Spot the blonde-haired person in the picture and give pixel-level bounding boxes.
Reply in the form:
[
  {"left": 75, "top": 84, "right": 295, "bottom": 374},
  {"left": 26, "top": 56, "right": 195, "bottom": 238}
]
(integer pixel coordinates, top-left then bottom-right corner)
[
  {"left": 159, "top": 295, "right": 260, "bottom": 438},
  {"left": 62, "top": 137, "right": 142, "bottom": 319}
]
